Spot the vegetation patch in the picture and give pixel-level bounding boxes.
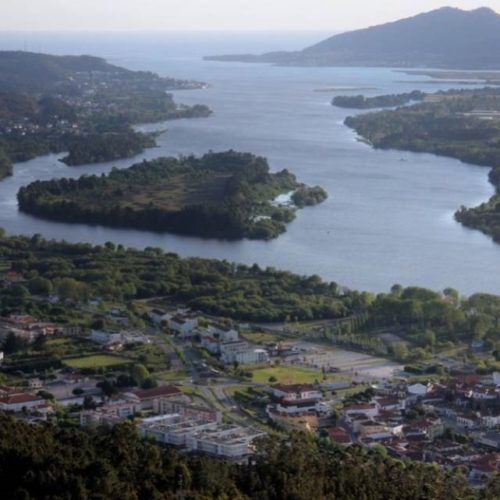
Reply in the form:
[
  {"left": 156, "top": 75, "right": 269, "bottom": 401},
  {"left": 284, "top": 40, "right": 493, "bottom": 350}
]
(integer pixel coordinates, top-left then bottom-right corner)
[{"left": 63, "top": 354, "right": 131, "bottom": 369}]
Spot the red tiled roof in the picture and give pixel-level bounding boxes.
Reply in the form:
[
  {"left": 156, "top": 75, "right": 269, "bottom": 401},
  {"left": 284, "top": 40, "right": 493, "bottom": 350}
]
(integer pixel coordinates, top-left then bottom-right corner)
[
  {"left": 0, "top": 393, "right": 43, "bottom": 405},
  {"left": 344, "top": 403, "right": 376, "bottom": 411},
  {"left": 272, "top": 384, "right": 316, "bottom": 393},
  {"left": 328, "top": 427, "right": 352, "bottom": 444},
  {"left": 131, "top": 385, "right": 181, "bottom": 400}
]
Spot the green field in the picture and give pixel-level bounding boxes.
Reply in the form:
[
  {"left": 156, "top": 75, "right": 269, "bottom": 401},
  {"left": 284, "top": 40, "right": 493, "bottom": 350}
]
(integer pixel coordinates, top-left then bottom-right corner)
[
  {"left": 251, "top": 366, "right": 328, "bottom": 384},
  {"left": 63, "top": 355, "right": 131, "bottom": 369},
  {"left": 241, "top": 331, "right": 288, "bottom": 344}
]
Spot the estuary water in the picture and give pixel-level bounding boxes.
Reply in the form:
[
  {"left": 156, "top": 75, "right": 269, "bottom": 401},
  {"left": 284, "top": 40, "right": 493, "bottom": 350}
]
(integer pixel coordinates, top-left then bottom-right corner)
[{"left": 0, "top": 32, "right": 498, "bottom": 294}]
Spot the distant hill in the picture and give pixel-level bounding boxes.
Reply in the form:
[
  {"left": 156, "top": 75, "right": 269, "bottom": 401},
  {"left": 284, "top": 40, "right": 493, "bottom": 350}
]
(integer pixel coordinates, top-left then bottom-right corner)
[{"left": 206, "top": 7, "right": 500, "bottom": 69}]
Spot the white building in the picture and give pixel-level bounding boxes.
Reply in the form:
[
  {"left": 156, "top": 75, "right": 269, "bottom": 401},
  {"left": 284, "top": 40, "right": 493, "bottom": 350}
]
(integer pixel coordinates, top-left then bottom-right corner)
[
  {"left": 90, "top": 329, "right": 149, "bottom": 346},
  {"left": 220, "top": 341, "right": 269, "bottom": 365},
  {"left": 169, "top": 316, "right": 198, "bottom": 337},
  {"left": 148, "top": 309, "right": 172, "bottom": 324},
  {"left": 139, "top": 414, "right": 265, "bottom": 459},
  {"left": 90, "top": 329, "right": 122, "bottom": 345},
  {"left": 0, "top": 385, "right": 45, "bottom": 412},
  {"left": 269, "top": 384, "right": 325, "bottom": 415},
  {"left": 208, "top": 325, "right": 239, "bottom": 343}
]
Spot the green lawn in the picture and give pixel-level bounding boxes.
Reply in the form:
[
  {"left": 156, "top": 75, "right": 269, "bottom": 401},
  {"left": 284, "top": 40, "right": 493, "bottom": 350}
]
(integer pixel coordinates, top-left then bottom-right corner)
[
  {"left": 241, "top": 331, "right": 287, "bottom": 344},
  {"left": 251, "top": 366, "right": 328, "bottom": 385},
  {"left": 157, "top": 370, "right": 188, "bottom": 381},
  {"left": 63, "top": 355, "right": 131, "bottom": 369}
]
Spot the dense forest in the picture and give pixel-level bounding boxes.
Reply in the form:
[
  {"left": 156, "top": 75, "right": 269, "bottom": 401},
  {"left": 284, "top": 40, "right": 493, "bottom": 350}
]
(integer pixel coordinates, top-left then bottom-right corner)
[
  {"left": 1, "top": 231, "right": 500, "bottom": 350},
  {"left": 344, "top": 87, "right": 500, "bottom": 243},
  {"left": 0, "top": 148, "right": 12, "bottom": 179},
  {"left": 18, "top": 151, "right": 327, "bottom": 240},
  {"left": 0, "top": 231, "right": 350, "bottom": 322},
  {"left": 61, "top": 129, "right": 158, "bottom": 166},
  {"left": 1, "top": 414, "right": 496, "bottom": 499},
  {"left": 456, "top": 167, "right": 500, "bottom": 243},
  {"left": 332, "top": 91, "right": 425, "bottom": 109}
]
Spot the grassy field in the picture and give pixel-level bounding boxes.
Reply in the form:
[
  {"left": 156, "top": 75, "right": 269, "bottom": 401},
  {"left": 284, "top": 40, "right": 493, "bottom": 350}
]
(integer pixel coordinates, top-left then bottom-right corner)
[
  {"left": 241, "top": 331, "right": 288, "bottom": 344},
  {"left": 157, "top": 370, "right": 188, "bottom": 381},
  {"left": 63, "top": 355, "right": 131, "bottom": 369},
  {"left": 251, "top": 366, "right": 328, "bottom": 385},
  {"left": 46, "top": 338, "right": 71, "bottom": 346}
]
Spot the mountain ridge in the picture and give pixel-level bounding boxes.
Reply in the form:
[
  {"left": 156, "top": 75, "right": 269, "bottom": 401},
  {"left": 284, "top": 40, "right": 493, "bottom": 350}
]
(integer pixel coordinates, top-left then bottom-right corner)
[{"left": 205, "top": 7, "right": 500, "bottom": 69}]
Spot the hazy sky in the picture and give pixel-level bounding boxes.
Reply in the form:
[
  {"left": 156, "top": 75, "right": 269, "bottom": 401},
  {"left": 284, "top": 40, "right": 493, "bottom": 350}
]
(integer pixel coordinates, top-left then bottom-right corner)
[{"left": 1, "top": 1, "right": 499, "bottom": 31}]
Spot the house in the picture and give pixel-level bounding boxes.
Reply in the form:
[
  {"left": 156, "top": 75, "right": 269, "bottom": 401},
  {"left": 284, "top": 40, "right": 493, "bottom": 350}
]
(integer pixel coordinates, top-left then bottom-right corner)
[
  {"left": 169, "top": 315, "right": 198, "bottom": 336},
  {"left": 343, "top": 403, "right": 379, "bottom": 420},
  {"left": 148, "top": 309, "right": 172, "bottom": 324},
  {"left": 480, "top": 413, "right": 500, "bottom": 429},
  {"left": 80, "top": 401, "right": 138, "bottom": 426},
  {"left": 201, "top": 336, "right": 220, "bottom": 354},
  {"left": 328, "top": 426, "right": 352, "bottom": 445},
  {"left": 469, "top": 454, "right": 500, "bottom": 481},
  {"left": 403, "top": 417, "right": 444, "bottom": 441},
  {"left": 208, "top": 325, "right": 239, "bottom": 343},
  {"left": 475, "top": 431, "right": 500, "bottom": 450},
  {"left": 268, "top": 384, "right": 324, "bottom": 415},
  {"left": 123, "top": 385, "right": 182, "bottom": 410},
  {"left": 376, "top": 397, "right": 403, "bottom": 412},
  {"left": 271, "top": 384, "right": 323, "bottom": 402},
  {"left": 90, "top": 329, "right": 122, "bottom": 345},
  {"left": 28, "top": 378, "right": 43, "bottom": 390},
  {"left": 0, "top": 385, "right": 45, "bottom": 412}
]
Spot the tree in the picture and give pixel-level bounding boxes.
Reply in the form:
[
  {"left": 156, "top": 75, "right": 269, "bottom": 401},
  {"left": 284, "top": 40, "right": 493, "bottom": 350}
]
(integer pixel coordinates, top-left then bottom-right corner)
[
  {"left": 2, "top": 332, "right": 27, "bottom": 354},
  {"left": 83, "top": 395, "right": 97, "bottom": 410},
  {"left": 423, "top": 329, "right": 436, "bottom": 347},
  {"left": 392, "top": 341, "right": 409, "bottom": 361},
  {"left": 28, "top": 276, "right": 53, "bottom": 296},
  {"left": 32, "top": 333, "right": 47, "bottom": 351},
  {"left": 56, "top": 277, "right": 88, "bottom": 302},
  {"left": 131, "top": 364, "right": 150, "bottom": 385}
]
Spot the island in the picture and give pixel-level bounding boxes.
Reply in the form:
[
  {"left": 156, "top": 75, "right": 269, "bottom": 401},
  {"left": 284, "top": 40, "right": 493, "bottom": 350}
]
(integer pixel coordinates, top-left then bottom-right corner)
[
  {"left": 332, "top": 91, "right": 424, "bottom": 109},
  {"left": 0, "top": 51, "right": 211, "bottom": 179},
  {"left": 17, "top": 150, "right": 328, "bottom": 240},
  {"left": 344, "top": 87, "right": 500, "bottom": 243}
]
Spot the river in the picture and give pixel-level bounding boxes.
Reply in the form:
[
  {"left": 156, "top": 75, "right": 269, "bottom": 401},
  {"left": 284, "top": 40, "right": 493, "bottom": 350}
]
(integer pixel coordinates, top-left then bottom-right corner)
[{"left": 0, "top": 31, "right": 498, "bottom": 294}]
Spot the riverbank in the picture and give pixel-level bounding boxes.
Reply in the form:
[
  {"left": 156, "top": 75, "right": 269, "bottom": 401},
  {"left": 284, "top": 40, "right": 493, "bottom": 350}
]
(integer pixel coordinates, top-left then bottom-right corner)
[{"left": 344, "top": 87, "right": 500, "bottom": 244}]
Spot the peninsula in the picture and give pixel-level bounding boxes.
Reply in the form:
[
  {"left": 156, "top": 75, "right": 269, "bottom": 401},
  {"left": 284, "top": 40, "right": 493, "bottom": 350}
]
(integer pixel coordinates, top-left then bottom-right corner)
[
  {"left": 0, "top": 51, "right": 211, "bottom": 178},
  {"left": 17, "top": 151, "right": 327, "bottom": 240},
  {"left": 332, "top": 91, "right": 425, "bottom": 109},
  {"left": 344, "top": 87, "right": 500, "bottom": 243},
  {"left": 205, "top": 7, "right": 500, "bottom": 69}
]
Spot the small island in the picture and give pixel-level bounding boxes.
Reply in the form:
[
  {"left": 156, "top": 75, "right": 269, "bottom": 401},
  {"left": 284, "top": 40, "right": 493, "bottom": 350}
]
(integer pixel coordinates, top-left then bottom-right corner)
[
  {"left": 17, "top": 151, "right": 327, "bottom": 240},
  {"left": 332, "top": 91, "right": 424, "bottom": 109},
  {"left": 344, "top": 87, "right": 500, "bottom": 243}
]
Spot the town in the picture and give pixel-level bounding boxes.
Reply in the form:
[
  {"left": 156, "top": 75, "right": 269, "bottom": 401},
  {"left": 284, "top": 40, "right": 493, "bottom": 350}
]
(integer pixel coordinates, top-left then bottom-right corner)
[{"left": 0, "top": 266, "right": 498, "bottom": 486}]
